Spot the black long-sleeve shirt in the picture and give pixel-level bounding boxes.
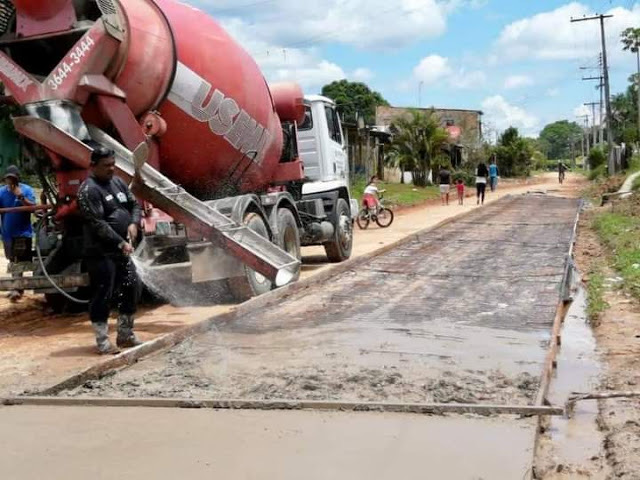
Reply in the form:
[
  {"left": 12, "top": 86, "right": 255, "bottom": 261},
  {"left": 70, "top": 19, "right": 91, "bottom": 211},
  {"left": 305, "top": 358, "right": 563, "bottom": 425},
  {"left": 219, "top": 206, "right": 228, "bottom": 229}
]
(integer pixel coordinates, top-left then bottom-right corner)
[{"left": 78, "top": 175, "right": 141, "bottom": 257}]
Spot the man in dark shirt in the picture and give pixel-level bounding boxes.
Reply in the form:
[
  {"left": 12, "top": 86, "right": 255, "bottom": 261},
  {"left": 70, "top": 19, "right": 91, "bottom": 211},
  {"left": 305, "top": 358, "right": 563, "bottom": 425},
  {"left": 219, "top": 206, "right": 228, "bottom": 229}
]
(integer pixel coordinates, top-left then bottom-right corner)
[{"left": 78, "top": 145, "right": 143, "bottom": 354}]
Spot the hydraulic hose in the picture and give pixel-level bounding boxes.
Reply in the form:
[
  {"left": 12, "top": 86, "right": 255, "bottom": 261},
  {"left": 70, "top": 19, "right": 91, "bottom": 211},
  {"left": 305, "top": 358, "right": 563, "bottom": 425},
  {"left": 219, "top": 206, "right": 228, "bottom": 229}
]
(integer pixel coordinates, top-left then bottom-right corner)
[{"left": 35, "top": 216, "right": 89, "bottom": 304}]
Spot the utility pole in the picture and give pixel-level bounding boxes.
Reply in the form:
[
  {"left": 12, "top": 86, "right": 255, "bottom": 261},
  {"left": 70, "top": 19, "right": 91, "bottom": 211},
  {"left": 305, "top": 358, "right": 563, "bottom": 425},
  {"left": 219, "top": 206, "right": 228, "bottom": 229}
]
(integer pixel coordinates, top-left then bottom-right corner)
[
  {"left": 585, "top": 101, "right": 601, "bottom": 148},
  {"left": 572, "top": 14, "right": 615, "bottom": 174},
  {"left": 599, "top": 54, "right": 605, "bottom": 145},
  {"left": 577, "top": 114, "right": 590, "bottom": 157},
  {"left": 582, "top": 70, "right": 604, "bottom": 145},
  {"left": 568, "top": 140, "right": 576, "bottom": 168}
]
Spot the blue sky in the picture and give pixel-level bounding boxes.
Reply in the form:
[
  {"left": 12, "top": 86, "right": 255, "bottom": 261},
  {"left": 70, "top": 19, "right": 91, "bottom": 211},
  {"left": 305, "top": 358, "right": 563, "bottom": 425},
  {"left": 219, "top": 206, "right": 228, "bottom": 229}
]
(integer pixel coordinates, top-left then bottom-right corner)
[{"left": 189, "top": 1, "right": 640, "bottom": 137}]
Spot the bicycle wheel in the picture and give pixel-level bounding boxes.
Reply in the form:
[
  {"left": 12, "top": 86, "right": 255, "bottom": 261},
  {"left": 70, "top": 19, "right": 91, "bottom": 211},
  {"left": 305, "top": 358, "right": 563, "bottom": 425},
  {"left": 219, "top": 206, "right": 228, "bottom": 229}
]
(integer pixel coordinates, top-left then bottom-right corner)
[
  {"left": 375, "top": 208, "right": 394, "bottom": 228},
  {"left": 356, "top": 209, "right": 370, "bottom": 229}
]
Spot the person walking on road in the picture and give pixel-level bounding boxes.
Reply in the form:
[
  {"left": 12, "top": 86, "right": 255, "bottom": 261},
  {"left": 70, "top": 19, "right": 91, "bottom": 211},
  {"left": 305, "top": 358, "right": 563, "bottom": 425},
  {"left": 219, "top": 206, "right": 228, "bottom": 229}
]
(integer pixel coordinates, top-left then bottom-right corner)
[
  {"left": 489, "top": 158, "right": 499, "bottom": 192},
  {"left": 456, "top": 179, "right": 465, "bottom": 205},
  {"left": 438, "top": 165, "right": 452, "bottom": 206},
  {"left": 558, "top": 161, "right": 568, "bottom": 184},
  {"left": 0, "top": 165, "right": 36, "bottom": 302},
  {"left": 78, "top": 145, "right": 143, "bottom": 354},
  {"left": 475, "top": 161, "right": 489, "bottom": 205}
]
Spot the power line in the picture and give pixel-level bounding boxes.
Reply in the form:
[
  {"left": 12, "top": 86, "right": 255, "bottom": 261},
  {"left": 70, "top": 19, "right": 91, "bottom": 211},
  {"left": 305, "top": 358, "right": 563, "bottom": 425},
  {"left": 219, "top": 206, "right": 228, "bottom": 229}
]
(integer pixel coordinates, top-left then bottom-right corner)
[{"left": 571, "top": 13, "right": 615, "bottom": 174}]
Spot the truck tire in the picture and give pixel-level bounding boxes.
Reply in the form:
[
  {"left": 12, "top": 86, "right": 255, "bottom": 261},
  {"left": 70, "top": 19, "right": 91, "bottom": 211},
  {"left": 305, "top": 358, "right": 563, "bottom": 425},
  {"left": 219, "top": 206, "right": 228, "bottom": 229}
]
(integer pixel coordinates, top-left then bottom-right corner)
[
  {"left": 276, "top": 208, "right": 301, "bottom": 283},
  {"left": 228, "top": 212, "right": 274, "bottom": 301},
  {"left": 324, "top": 198, "right": 353, "bottom": 262}
]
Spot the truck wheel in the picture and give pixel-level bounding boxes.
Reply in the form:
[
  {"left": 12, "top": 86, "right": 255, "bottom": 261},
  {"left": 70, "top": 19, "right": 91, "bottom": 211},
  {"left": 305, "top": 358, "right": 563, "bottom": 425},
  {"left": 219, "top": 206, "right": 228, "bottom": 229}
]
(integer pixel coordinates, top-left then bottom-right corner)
[
  {"left": 276, "top": 208, "right": 301, "bottom": 283},
  {"left": 228, "top": 212, "right": 274, "bottom": 301},
  {"left": 324, "top": 198, "right": 353, "bottom": 262}
]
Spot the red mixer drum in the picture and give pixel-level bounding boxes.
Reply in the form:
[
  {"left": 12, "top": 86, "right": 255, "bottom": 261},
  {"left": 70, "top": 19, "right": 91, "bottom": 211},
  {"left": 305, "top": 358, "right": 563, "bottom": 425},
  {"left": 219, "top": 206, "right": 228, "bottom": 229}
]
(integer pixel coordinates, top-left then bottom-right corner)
[
  {"left": 12, "top": 0, "right": 70, "bottom": 20},
  {"left": 108, "top": 0, "right": 292, "bottom": 198}
]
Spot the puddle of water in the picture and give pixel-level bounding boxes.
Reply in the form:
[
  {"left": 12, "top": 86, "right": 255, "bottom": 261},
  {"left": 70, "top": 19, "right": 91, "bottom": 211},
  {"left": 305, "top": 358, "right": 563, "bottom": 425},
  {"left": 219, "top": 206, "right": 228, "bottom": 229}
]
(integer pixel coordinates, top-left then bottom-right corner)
[{"left": 546, "top": 283, "right": 602, "bottom": 465}]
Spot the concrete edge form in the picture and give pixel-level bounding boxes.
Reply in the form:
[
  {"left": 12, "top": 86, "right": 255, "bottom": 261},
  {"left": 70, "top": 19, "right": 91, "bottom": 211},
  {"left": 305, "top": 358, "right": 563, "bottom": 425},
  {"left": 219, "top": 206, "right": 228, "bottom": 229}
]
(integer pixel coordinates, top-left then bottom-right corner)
[
  {"left": 528, "top": 198, "right": 582, "bottom": 480},
  {"left": 1, "top": 396, "right": 565, "bottom": 417},
  {"left": 37, "top": 195, "right": 521, "bottom": 396}
]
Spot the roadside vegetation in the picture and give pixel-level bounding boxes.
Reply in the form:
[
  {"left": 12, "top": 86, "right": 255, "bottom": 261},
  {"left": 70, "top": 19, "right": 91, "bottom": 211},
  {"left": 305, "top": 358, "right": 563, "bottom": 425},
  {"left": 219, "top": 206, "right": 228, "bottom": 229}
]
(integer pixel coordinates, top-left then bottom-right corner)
[
  {"left": 585, "top": 264, "right": 608, "bottom": 324},
  {"left": 351, "top": 177, "right": 439, "bottom": 207},
  {"left": 592, "top": 198, "right": 640, "bottom": 300}
]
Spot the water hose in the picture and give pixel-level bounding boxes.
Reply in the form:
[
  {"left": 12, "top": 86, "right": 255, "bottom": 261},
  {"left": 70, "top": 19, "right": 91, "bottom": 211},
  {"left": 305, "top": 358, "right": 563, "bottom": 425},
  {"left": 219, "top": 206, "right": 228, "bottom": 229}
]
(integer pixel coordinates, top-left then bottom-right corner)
[{"left": 35, "top": 216, "right": 89, "bottom": 304}]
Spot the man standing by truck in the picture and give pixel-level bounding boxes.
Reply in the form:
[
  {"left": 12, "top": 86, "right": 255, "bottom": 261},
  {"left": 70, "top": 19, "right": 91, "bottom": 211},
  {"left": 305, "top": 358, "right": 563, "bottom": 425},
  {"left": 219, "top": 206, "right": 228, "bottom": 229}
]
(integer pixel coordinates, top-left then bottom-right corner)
[
  {"left": 0, "top": 165, "right": 36, "bottom": 302},
  {"left": 78, "top": 145, "right": 143, "bottom": 354}
]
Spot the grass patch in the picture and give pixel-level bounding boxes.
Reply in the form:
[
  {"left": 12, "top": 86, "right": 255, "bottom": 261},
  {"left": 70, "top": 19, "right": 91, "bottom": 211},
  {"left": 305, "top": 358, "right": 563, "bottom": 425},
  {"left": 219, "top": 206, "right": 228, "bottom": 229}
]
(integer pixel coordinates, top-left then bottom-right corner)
[
  {"left": 586, "top": 266, "right": 608, "bottom": 324},
  {"left": 351, "top": 179, "right": 440, "bottom": 207},
  {"left": 627, "top": 155, "right": 640, "bottom": 174},
  {"left": 592, "top": 211, "right": 640, "bottom": 300}
]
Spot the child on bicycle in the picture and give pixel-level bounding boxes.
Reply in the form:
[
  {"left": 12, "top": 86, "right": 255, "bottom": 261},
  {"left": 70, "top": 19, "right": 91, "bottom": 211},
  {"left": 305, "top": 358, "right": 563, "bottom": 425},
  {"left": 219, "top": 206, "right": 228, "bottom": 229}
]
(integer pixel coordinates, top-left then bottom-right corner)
[
  {"left": 362, "top": 175, "right": 385, "bottom": 214},
  {"left": 456, "top": 179, "right": 465, "bottom": 205}
]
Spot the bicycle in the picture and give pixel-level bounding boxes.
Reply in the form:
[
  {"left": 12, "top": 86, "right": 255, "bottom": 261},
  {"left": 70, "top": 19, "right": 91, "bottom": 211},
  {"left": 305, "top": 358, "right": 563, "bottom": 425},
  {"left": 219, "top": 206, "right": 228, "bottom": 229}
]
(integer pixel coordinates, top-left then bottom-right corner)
[
  {"left": 559, "top": 170, "right": 565, "bottom": 184},
  {"left": 356, "top": 194, "right": 394, "bottom": 229}
]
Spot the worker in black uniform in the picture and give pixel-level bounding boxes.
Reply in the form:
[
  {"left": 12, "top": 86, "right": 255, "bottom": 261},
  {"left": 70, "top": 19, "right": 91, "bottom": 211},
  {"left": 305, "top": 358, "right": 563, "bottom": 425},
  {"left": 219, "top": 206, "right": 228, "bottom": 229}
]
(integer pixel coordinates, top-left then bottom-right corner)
[{"left": 78, "top": 145, "right": 143, "bottom": 354}]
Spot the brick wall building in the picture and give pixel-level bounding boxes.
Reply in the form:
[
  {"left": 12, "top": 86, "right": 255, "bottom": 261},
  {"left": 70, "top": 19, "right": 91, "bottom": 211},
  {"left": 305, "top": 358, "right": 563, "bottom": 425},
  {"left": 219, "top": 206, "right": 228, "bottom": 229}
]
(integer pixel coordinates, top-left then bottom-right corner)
[{"left": 375, "top": 106, "right": 483, "bottom": 145}]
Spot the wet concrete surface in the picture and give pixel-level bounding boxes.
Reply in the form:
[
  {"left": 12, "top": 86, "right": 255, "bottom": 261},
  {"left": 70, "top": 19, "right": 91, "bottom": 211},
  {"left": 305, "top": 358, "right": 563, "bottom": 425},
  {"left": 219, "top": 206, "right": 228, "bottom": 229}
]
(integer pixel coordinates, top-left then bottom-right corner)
[
  {"left": 0, "top": 176, "right": 578, "bottom": 399},
  {"left": 0, "top": 406, "right": 536, "bottom": 480},
  {"left": 63, "top": 195, "right": 580, "bottom": 405}
]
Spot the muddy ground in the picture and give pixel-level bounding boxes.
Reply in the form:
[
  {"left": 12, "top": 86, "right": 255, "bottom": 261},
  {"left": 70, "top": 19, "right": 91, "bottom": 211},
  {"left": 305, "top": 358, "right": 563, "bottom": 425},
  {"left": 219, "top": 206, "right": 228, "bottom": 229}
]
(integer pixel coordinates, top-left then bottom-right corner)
[
  {"left": 535, "top": 199, "right": 640, "bottom": 480},
  {"left": 62, "top": 195, "right": 579, "bottom": 407}
]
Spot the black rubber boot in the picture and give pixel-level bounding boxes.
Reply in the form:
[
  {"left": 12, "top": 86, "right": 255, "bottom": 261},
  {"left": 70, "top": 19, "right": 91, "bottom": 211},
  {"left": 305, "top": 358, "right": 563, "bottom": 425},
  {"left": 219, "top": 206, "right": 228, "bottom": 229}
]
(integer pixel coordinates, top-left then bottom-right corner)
[
  {"left": 92, "top": 322, "right": 119, "bottom": 355},
  {"left": 116, "top": 314, "right": 143, "bottom": 348}
]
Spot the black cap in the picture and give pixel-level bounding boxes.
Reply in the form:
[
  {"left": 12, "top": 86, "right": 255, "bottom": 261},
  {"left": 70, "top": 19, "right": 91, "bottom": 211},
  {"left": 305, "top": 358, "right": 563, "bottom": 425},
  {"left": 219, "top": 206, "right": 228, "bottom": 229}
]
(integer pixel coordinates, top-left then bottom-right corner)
[
  {"left": 4, "top": 165, "right": 20, "bottom": 181},
  {"left": 89, "top": 145, "right": 115, "bottom": 165}
]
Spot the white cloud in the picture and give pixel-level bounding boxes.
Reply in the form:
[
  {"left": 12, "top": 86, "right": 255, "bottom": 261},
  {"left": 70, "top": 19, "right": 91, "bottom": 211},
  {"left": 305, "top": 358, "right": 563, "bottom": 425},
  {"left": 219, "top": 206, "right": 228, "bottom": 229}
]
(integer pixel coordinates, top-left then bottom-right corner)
[
  {"left": 352, "top": 68, "right": 375, "bottom": 82},
  {"left": 413, "top": 55, "right": 486, "bottom": 89},
  {"left": 451, "top": 70, "right": 487, "bottom": 89},
  {"left": 413, "top": 55, "right": 453, "bottom": 85},
  {"left": 198, "top": 0, "right": 458, "bottom": 50},
  {"left": 273, "top": 60, "right": 347, "bottom": 90},
  {"left": 504, "top": 75, "right": 534, "bottom": 89},
  {"left": 573, "top": 104, "right": 590, "bottom": 118},
  {"left": 546, "top": 88, "right": 560, "bottom": 97},
  {"left": 187, "top": 0, "right": 491, "bottom": 94},
  {"left": 481, "top": 95, "right": 539, "bottom": 133},
  {"left": 218, "top": 18, "right": 347, "bottom": 92},
  {"left": 495, "top": 3, "right": 640, "bottom": 64}
]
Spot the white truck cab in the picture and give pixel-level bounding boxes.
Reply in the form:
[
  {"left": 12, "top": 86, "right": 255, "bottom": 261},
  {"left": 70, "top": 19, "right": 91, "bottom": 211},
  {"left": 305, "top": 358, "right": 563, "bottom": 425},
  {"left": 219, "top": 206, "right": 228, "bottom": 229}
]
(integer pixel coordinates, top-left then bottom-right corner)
[{"left": 298, "top": 95, "right": 358, "bottom": 216}]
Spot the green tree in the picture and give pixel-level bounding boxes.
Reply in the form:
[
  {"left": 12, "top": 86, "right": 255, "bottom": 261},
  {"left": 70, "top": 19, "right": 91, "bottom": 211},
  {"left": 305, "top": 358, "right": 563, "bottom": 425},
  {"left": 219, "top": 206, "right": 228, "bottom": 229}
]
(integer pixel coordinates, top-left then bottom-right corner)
[
  {"left": 538, "top": 120, "right": 583, "bottom": 159},
  {"left": 492, "top": 127, "right": 533, "bottom": 177},
  {"left": 621, "top": 27, "right": 640, "bottom": 142},
  {"left": 610, "top": 81, "right": 639, "bottom": 144},
  {"left": 387, "top": 109, "right": 449, "bottom": 187},
  {"left": 321, "top": 80, "right": 389, "bottom": 125}
]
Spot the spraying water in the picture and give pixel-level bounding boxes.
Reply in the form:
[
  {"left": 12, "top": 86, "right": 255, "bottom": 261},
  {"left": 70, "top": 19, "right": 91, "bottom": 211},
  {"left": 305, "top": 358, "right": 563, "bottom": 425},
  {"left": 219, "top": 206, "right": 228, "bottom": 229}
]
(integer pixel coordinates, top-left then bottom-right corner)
[{"left": 131, "top": 256, "right": 234, "bottom": 307}]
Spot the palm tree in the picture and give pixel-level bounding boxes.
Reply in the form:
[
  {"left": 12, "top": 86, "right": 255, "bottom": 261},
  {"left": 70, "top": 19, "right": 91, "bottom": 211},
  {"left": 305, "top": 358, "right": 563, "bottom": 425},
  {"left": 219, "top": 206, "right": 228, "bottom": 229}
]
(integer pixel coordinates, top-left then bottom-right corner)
[
  {"left": 387, "top": 110, "right": 449, "bottom": 187},
  {"left": 621, "top": 27, "right": 640, "bottom": 140}
]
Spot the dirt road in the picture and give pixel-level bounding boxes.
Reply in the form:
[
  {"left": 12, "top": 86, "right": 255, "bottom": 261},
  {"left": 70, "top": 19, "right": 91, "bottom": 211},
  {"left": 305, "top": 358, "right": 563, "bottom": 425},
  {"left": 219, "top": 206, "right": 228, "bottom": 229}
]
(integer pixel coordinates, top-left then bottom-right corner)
[{"left": 0, "top": 173, "right": 580, "bottom": 398}]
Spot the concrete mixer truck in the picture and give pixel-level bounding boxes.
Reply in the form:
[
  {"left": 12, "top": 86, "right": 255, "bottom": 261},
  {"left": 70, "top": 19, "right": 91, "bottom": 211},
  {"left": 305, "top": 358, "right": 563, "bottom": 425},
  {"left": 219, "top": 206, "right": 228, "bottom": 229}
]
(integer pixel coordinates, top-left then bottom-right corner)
[{"left": 0, "top": 0, "right": 357, "bottom": 306}]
